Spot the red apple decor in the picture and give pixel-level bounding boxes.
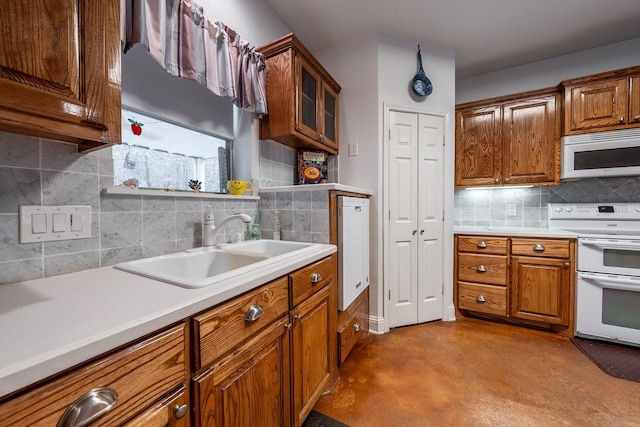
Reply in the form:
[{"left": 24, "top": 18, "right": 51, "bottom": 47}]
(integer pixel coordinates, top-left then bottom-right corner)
[{"left": 128, "top": 118, "right": 143, "bottom": 136}]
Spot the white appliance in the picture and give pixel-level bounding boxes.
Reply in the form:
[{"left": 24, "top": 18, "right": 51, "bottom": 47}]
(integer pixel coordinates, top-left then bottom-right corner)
[
  {"left": 549, "top": 203, "right": 640, "bottom": 347},
  {"left": 338, "top": 196, "right": 370, "bottom": 311},
  {"left": 561, "top": 128, "right": 640, "bottom": 179}
]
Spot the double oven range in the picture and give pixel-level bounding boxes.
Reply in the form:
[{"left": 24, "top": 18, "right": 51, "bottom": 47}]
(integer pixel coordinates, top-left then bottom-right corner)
[{"left": 549, "top": 203, "right": 640, "bottom": 347}]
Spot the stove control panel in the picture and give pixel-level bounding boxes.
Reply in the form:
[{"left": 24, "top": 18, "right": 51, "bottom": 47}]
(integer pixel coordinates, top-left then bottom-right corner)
[{"left": 549, "top": 203, "right": 640, "bottom": 220}]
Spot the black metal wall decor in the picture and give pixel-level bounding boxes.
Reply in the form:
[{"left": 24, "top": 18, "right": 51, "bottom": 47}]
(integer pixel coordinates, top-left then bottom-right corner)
[{"left": 412, "top": 45, "right": 433, "bottom": 96}]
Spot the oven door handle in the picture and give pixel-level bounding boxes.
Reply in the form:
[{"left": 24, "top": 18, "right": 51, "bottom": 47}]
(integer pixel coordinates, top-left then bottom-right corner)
[
  {"left": 579, "top": 239, "right": 640, "bottom": 250},
  {"left": 578, "top": 272, "right": 640, "bottom": 290}
]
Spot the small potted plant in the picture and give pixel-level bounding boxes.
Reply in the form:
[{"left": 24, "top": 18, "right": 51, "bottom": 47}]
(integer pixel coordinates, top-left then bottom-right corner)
[{"left": 188, "top": 179, "right": 202, "bottom": 193}]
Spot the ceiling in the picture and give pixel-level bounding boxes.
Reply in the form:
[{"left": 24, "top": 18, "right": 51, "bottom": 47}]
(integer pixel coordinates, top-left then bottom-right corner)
[{"left": 263, "top": 0, "right": 640, "bottom": 78}]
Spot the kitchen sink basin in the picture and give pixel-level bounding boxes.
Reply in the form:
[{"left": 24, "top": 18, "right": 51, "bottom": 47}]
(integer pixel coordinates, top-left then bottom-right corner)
[{"left": 114, "top": 240, "right": 317, "bottom": 289}]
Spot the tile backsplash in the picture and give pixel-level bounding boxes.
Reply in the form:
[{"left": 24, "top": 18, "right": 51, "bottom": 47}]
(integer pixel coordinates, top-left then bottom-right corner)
[
  {"left": 454, "top": 176, "right": 640, "bottom": 227},
  {"left": 0, "top": 132, "right": 257, "bottom": 285}
]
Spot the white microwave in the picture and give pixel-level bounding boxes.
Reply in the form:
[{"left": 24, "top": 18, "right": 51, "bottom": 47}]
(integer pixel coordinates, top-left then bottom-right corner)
[{"left": 561, "top": 128, "right": 640, "bottom": 179}]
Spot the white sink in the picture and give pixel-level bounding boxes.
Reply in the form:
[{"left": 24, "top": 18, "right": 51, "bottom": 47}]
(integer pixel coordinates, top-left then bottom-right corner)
[{"left": 114, "top": 240, "right": 317, "bottom": 289}]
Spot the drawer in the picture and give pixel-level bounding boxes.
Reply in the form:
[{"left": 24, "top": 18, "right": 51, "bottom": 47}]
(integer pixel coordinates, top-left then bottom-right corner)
[
  {"left": 457, "top": 235, "right": 508, "bottom": 255},
  {"left": 0, "top": 323, "right": 187, "bottom": 427},
  {"left": 193, "top": 277, "right": 289, "bottom": 369},
  {"left": 458, "top": 282, "right": 507, "bottom": 316},
  {"left": 511, "top": 238, "right": 570, "bottom": 258},
  {"left": 290, "top": 256, "right": 333, "bottom": 307},
  {"left": 338, "top": 314, "right": 363, "bottom": 366},
  {"left": 457, "top": 253, "right": 508, "bottom": 286}
]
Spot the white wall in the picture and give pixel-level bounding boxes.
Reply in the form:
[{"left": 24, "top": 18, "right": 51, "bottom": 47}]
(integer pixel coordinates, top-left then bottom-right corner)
[
  {"left": 456, "top": 37, "right": 640, "bottom": 104},
  {"left": 316, "top": 32, "right": 456, "bottom": 331}
]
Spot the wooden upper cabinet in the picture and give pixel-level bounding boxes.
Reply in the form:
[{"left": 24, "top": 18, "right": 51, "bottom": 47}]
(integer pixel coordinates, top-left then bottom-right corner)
[
  {"left": 0, "top": 0, "right": 121, "bottom": 151},
  {"left": 561, "top": 65, "right": 640, "bottom": 135},
  {"left": 455, "top": 88, "right": 560, "bottom": 188},
  {"left": 258, "top": 33, "right": 340, "bottom": 154},
  {"left": 502, "top": 93, "right": 560, "bottom": 185},
  {"left": 455, "top": 105, "right": 502, "bottom": 187}
]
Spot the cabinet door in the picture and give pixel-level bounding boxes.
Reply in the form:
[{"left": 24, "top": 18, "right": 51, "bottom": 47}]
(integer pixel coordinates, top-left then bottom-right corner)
[
  {"left": 510, "top": 256, "right": 571, "bottom": 325},
  {"left": 0, "top": 0, "right": 121, "bottom": 150},
  {"left": 630, "top": 76, "right": 640, "bottom": 126},
  {"left": 502, "top": 93, "right": 560, "bottom": 185},
  {"left": 296, "top": 57, "right": 321, "bottom": 142},
  {"left": 321, "top": 82, "right": 339, "bottom": 151},
  {"left": 567, "top": 79, "right": 629, "bottom": 132},
  {"left": 291, "top": 284, "right": 331, "bottom": 427},
  {"left": 193, "top": 318, "right": 291, "bottom": 427},
  {"left": 455, "top": 106, "right": 501, "bottom": 187}
]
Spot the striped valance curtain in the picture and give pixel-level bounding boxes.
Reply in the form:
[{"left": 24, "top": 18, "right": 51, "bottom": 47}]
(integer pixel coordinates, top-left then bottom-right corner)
[{"left": 121, "top": 0, "right": 268, "bottom": 116}]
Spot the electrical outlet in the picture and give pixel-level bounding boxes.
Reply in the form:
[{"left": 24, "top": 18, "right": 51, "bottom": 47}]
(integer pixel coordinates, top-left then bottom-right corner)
[{"left": 507, "top": 204, "right": 517, "bottom": 217}]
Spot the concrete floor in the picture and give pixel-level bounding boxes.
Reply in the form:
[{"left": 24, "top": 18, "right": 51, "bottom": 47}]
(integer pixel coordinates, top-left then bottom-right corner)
[{"left": 314, "top": 317, "right": 640, "bottom": 427}]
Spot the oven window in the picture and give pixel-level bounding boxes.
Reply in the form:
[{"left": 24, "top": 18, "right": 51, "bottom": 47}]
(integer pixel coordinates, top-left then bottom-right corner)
[
  {"left": 603, "top": 249, "right": 640, "bottom": 269},
  {"left": 602, "top": 288, "right": 640, "bottom": 330},
  {"left": 574, "top": 146, "right": 640, "bottom": 170}
]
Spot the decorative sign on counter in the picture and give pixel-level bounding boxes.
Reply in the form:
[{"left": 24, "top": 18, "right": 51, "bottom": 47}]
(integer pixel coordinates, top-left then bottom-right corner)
[{"left": 298, "top": 150, "right": 328, "bottom": 184}]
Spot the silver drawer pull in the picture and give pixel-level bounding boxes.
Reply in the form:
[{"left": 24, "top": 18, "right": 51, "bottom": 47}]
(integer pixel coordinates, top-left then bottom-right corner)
[
  {"left": 245, "top": 304, "right": 265, "bottom": 322},
  {"left": 354, "top": 323, "right": 360, "bottom": 332},
  {"left": 174, "top": 404, "right": 188, "bottom": 420},
  {"left": 533, "top": 244, "right": 546, "bottom": 252},
  {"left": 634, "top": 115, "right": 640, "bottom": 121},
  {"left": 57, "top": 387, "right": 118, "bottom": 427},
  {"left": 310, "top": 272, "right": 322, "bottom": 284},
  {"left": 476, "top": 295, "right": 486, "bottom": 304},
  {"left": 476, "top": 265, "right": 487, "bottom": 273},
  {"left": 477, "top": 241, "right": 487, "bottom": 249}
]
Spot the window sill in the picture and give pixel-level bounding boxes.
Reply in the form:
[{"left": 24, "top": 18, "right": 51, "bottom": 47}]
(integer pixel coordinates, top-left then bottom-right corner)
[{"left": 102, "top": 187, "right": 260, "bottom": 200}]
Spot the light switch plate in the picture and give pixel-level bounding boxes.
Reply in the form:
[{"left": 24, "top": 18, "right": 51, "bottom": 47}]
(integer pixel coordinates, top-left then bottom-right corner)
[{"left": 19, "top": 206, "right": 91, "bottom": 243}]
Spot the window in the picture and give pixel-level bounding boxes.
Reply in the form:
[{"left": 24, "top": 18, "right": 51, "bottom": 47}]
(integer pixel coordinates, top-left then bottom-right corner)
[{"left": 113, "top": 107, "right": 231, "bottom": 192}]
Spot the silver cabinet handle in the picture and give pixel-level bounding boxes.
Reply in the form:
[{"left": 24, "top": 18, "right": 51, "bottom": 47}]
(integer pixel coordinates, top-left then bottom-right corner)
[
  {"left": 504, "top": 178, "right": 510, "bottom": 183},
  {"left": 354, "top": 323, "right": 360, "bottom": 332},
  {"left": 477, "top": 241, "right": 487, "bottom": 249},
  {"left": 245, "top": 304, "right": 264, "bottom": 322},
  {"left": 174, "top": 404, "right": 188, "bottom": 420},
  {"left": 57, "top": 387, "right": 118, "bottom": 427},
  {"left": 476, "top": 295, "right": 486, "bottom": 304},
  {"left": 294, "top": 314, "right": 302, "bottom": 321},
  {"left": 533, "top": 244, "right": 546, "bottom": 252},
  {"left": 476, "top": 265, "right": 487, "bottom": 273},
  {"left": 310, "top": 272, "right": 322, "bottom": 284},
  {"left": 620, "top": 117, "right": 625, "bottom": 123},
  {"left": 634, "top": 115, "right": 640, "bottom": 121},
  {"left": 285, "top": 323, "right": 293, "bottom": 331}
]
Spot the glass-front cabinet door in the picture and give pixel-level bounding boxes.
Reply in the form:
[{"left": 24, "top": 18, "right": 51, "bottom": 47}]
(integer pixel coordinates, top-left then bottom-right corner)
[
  {"left": 296, "top": 57, "right": 321, "bottom": 142},
  {"left": 322, "top": 83, "right": 339, "bottom": 151}
]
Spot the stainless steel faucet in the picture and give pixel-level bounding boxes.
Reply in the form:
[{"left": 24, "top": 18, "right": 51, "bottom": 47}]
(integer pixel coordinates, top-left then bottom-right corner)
[{"left": 203, "top": 212, "right": 252, "bottom": 247}]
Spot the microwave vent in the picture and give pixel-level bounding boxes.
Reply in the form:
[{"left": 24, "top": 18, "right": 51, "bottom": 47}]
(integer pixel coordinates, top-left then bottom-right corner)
[{"left": 565, "top": 128, "right": 640, "bottom": 144}]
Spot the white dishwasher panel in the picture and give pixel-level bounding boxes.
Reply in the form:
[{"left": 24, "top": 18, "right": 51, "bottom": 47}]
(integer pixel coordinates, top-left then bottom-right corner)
[{"left": 338, "top": 196, "right": 370, "bottom": 310}]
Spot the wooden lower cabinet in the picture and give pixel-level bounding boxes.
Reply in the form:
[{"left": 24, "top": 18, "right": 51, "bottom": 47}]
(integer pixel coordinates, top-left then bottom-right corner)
[
  {"left": 511, "top": 256, "right": 571, "bottom": 325},
  {"left": 0, "top": 323, "right": 188, "bottom": 426},
  {"left": 192, "top": 256, "right": 334, "bottom": 427},
  {"left": 455, "top": 234, "right": 575, "bottom": 335},
  {"left": 193, "top": 317, "right": 291, "bottom": 427},
  {"left": 291, "top": 284, "right": 331, "bottom": 426}
]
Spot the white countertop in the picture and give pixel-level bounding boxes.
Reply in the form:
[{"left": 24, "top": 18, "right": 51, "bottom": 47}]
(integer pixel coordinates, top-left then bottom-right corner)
[
  {"left": 454, "top": 226, "right": 578, "bottom": 238},
  {"left": 258, "top": 183, "right": 373, "bottom": 196},
  {"left": 0, "top": 243, "right": 336, "bottom": 398}
]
